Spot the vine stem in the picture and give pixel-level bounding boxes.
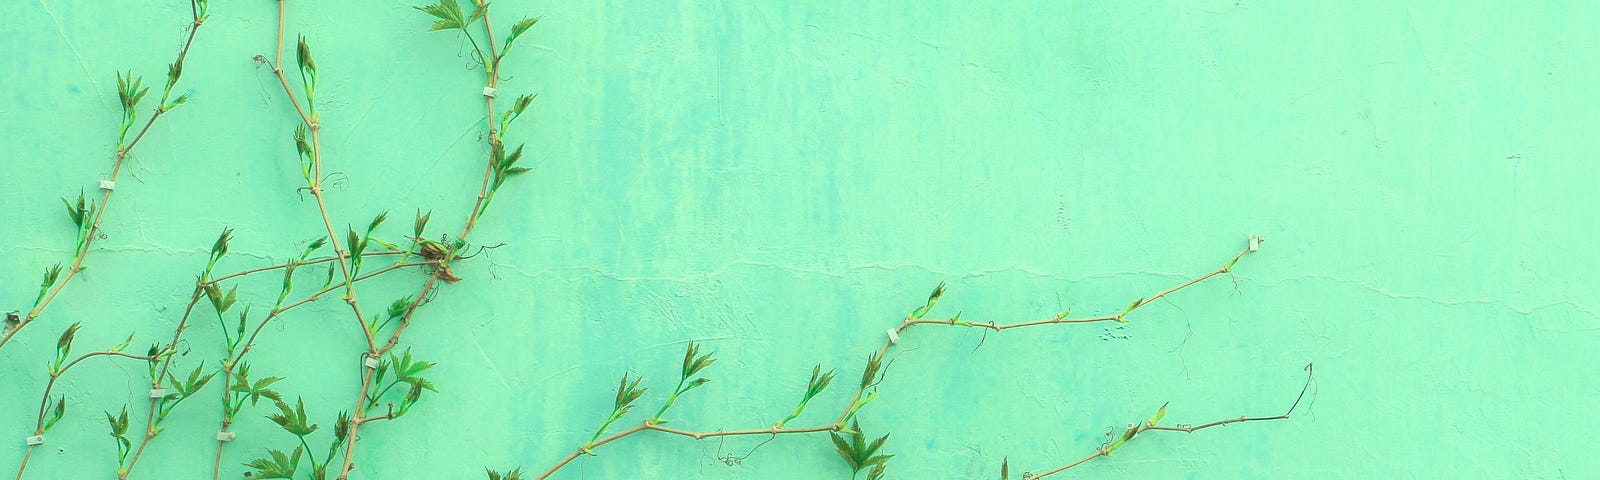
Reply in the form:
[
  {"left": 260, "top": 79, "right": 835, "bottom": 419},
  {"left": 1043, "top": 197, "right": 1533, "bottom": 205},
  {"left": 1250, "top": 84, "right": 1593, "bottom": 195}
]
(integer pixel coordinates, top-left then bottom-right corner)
[
  {"left": 335, "top": 3, "right": 508, "bottom": 478},
  {"left": 20, "top": 9, "right": 210, "bottom": 475},
  {"left": 269, "top": 0, "right": 379, "bottom": 354},
  {"left": 831, "top": 243, "right": 1257, "bottom": 426},
  {"left": 14, "top": 351, "right": 155, "bottom": 480},
  {"left": 533, "top": 423, "right": 839, "bottom": 480},
  {"left": 1024, "top": 363, "right": 1313, "bottom": 479},
  {"left": 207, "top": 260, "right": 433, "bottom": 480},
  {"left": 0, "top": 7, "right": 210, "bottom": 355},
  {"left": 117, "top": 288, "right": 206, "bottom": 480},
  {"left": 206, "top": 250, "right": 404, "bottom": 285},
  {"left": 532, "top": 243, "right": 1263, "bottom": 479}
]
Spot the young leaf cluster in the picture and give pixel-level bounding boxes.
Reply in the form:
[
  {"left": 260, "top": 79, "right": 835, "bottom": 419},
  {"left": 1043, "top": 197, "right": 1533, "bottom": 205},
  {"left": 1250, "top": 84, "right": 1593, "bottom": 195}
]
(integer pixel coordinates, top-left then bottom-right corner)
[
  {"left": 497, "top": 94, "right": 537, "bottom": 138},
  {"left": 30, "top": 264, "right": 63, "bottom": 316},
  {"left": 248, "top": 397, "right": 348, "bottom": 480},
  {"left": 415, "top": 0, "right": 539, "bottom": 73},
  {"left": 292, "top": 125, "right": 315, "bottom": 186},
  {"left": 295, "top": 36, "right": 320, "bottom": 123},
  {"left": 776, "top": 365, "right": 835, "bottom": 428},
  {"left": 344, "top": 212, "right": 387, "bottom": 280},
  {"left": 156, "top": 365, "right": 217, "bottom": 428},
  {"left": 107, "top": 407, "right": 133, "bottom": 476},
  {"left": 908, "top": 281, "right": 945, "bottom": 320},
  {"left": 244, "top": 446, "right": 303, "bottom": 480},
  {"left": 61, "top": 192, "right": 97, "bottom": 260},
  {"left": 223, "top": 362, "right": 283, "bottom": 423},
  {"left": 586, "top": 373, "right": 647, "bottom": 449},
  {"left": 481, "top": 142, "right": 531, "bottom": 217},
  {"left": 40, "top": 395, "right": 67, "bottom": 435},
  {"left": 485, "top": 467, "right": 524, "bottom": 480},
  {"left": 839, "top": 352, "right": 884, "bottom": 427},
  {"left": 115, "top": 71, "right": 148, "bottom": 148},
  {"left": 1104, "top": 402, "right": 1169, "bottom": 455},
  {"left": 649, "top": 341, "right": 716, "bottom": 423},
  {"left": 364, "top": 349, "right": 437, "bottom": 419},
  {"left": 48, "top": 323, "right": 81, "bottom": 376}
]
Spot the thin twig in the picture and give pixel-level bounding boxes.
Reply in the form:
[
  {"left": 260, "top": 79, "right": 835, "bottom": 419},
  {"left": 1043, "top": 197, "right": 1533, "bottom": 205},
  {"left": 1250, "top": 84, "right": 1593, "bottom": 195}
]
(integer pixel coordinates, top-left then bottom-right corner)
[
  {"left": 533, "top": 244, "right": 1262, "bottom": 479},
  {"left": 336, "top": 3, "right": 514, "bottom": 477},
  {"left": 14, "top": 351, "right": 156, "bottom": 480},
  {"left": 1023, "top": 363, "right": 1313, "bottom": 479},
  {"left": 0, "top": 9, "right": 214, "bottom": 355}
]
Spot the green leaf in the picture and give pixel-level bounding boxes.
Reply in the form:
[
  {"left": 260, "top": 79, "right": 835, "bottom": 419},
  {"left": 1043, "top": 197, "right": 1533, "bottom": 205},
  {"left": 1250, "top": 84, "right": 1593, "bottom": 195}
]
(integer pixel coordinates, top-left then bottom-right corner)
[
  {"left": 680, "top": 341, "right": 716, "bottom": 379},
  {"left": 293, "top": 125, "right": 312, "bottom": 158},
  {"left": 807, "top": 365, "right": 835, "bottom": 399},
  {"left": 62, "top": 194, "right": 84, "bottom": 227},
  {"left": 867, "top": 463, "right": 887, "bottom": 480},
  {"left": 503, "top": 16, "right": 540, "bottom": 50},
  {"left": 414, "top": 0, "right": 468, "bottom": 31},
  {"left": 243, "top": 447, "right": 302, "bottom": 479},
  {"left": 830, "top": 420, "right": 892, "bottom": 474},
  {"left": 109, "top": 333, "right": 134, "bottom": 353},
  {"left": 1147, "top": 402, "right": 1168, "bottom": 427},
  {"left": 334, "top": 411, "right": 351, "bottom": 444},
  {"left": 829, "top": 432, "right": 855, "bottom": 469},
  {"left": 42, "top": 396, "right": 66, "bottom": 432},
  {"left": 107, "top": 407, "right": 130, "bottom": 437},
  {"left": 910, "top": 281, "right": 946, "bottom": 319},
  {"left": 116, "top": 71, "right": 148, "bottom": 111},
  {"left": 387, "top": 296, "right": 415, "bottom": 319},
  {"left": 269, "top": 398, "right": 318, "bottom": 437},
  {"left": 56, "top": 322, "right": 80, "bottom": 354},
  {"left": 465, "top": 2, "right": 486, "bottom": 26},
  {"left": 295, "top": 36, "right": 316, "bottom": 73},
  {"left": 414, "top": 209, "right": 431, "bottom": 237},
  {"left": 614, "top": 373, "right": 647, "bottom": 410},
  {"left": 859, "top": 351, "right": 882, "bottom": 389},
  {"left": 1116, "top": 298, "right": 1143, "bottom": 321},
  {"left": 211, "top": 227, "right": 233, "bottom": 258},
  {"left": 250, "top": 376, "right": 284, "bottom": 405},
  {"left": 302, "top": 236, "right": 327, "bottom": 258},
  {"left": 486, "top": 467, "right": 524, "bottom": 480},
  {"left": 42, "top": 263, "right": 62, "bottom": 289},
  {"left": 346, "top": 228, "right": 362, "bottom": 257},
  {"left": 166, "top": 61, "right": 183, "bottom": 88},
  {"left": 367, "top": 211, "right": 388, "bottom": 233}
]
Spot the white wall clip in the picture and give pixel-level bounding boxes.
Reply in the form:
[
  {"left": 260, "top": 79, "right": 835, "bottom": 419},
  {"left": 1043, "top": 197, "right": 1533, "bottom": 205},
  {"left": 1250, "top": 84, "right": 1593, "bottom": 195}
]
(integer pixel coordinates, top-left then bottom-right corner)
[
  {"left": 25, "top": 435, "right": 44, "bottom": 446},
  {"left": 217, "top": 431, "right": 237, "bottom": 442},
  {"left": 148, "top": 388, "right": 167, "bottom": 399},
  {"left": 98, "top": 179, "right": 115, "bottom": 191},
  {"left": 482, "top": 86, "right": 498, "bottom": 98},
  {"left": 362, "top": 355, "right": 380, "bottom": 369},
  {"left": 886, "top": 329, "right": 900, "bottom": 345},
  {"left": 1248, "top": 234, "right": 1261, "bottom": 252}
]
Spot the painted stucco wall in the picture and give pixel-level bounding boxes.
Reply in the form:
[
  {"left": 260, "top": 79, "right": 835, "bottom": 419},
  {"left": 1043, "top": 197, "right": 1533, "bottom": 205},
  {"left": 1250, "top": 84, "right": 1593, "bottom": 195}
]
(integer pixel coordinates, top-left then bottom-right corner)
[{"left": 3, "top": 1, "right": 1596, "bottom": 478}]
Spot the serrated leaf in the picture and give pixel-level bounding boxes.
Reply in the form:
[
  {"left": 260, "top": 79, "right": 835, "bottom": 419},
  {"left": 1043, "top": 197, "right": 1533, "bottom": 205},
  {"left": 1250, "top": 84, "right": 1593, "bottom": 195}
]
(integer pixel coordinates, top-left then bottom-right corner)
[
  {"left": 243, "top": 446, "right": 302, "bottom": 479},
  {"left": 414, "top": 0, "right": 467, "bottom": 31}
]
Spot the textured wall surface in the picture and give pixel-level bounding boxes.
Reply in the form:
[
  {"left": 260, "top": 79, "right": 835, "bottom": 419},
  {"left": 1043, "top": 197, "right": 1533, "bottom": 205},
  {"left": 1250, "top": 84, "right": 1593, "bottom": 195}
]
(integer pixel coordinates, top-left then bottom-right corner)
[{"left": 3, "top": 1, "right": 1597, "bottom": 478}]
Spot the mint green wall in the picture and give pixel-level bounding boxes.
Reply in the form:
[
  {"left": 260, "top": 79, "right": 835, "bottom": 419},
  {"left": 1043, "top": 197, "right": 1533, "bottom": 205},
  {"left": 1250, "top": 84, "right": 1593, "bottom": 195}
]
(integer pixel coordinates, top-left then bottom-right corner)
[{"left": 4, "top": 1, "right": 1595, "bottom": 478}]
